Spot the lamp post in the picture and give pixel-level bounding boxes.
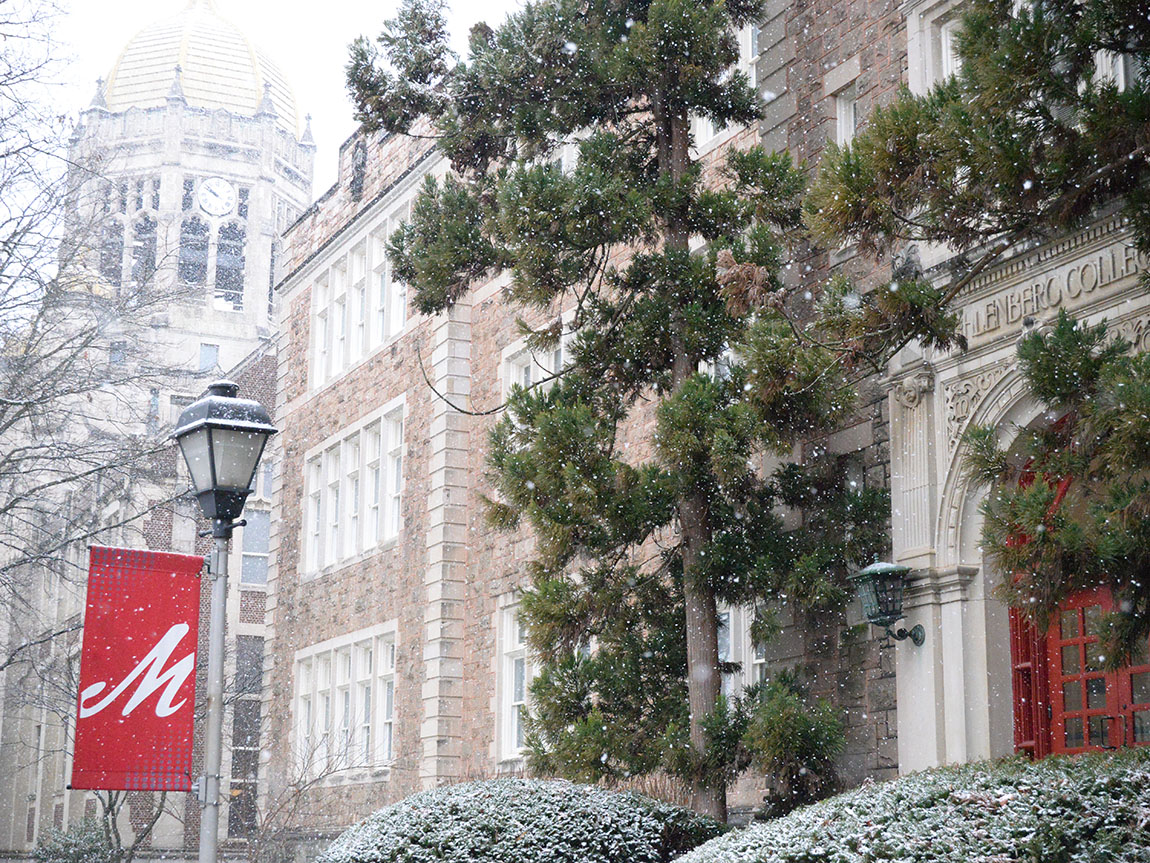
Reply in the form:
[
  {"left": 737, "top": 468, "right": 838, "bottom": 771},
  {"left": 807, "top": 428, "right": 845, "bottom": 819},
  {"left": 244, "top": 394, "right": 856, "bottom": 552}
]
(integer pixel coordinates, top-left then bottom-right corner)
[
  {"left": 849, "top": 557, "right": 926, "bottom": 646},
  {"left": 173, "top": 380, "right": 277, "bottom": 863}
]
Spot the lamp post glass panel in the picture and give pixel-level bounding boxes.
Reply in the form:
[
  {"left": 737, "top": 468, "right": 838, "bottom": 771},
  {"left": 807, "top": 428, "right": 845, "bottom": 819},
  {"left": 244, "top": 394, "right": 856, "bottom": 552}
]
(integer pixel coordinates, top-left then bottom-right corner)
[
  {"left": 173, "top": 380, "right": 277, "bottom": 863},
  {"left": 850, "top": 557, "right": 925, "bottom": 646}
]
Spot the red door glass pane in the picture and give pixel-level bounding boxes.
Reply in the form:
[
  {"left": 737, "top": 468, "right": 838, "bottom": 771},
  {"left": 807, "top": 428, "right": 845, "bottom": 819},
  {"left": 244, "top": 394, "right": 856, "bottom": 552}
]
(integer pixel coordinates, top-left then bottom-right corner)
[{"left": 1045, "top": 587, "right": 1150, "bottom": 754}]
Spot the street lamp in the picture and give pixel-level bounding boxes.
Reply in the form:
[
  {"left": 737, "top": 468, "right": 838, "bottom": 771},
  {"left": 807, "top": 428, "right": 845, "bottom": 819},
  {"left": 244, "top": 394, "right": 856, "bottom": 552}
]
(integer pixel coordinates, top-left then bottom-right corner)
[
  {"left": 849, "top": 557, "right": 925, "bottom": 646},
  {"left": 173, "top": 380, "right": 276, "bottom": 863}
]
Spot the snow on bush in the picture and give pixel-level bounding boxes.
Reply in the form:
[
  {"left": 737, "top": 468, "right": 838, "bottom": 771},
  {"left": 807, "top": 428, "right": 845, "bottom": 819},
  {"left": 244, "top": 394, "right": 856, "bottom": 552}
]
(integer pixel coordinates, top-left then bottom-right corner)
[
  {"left": 679, "top": 748, "right": 1150, "bottom": 863},
  {"left": 315, "top": 777, "right": 724, "bottom": 863}
]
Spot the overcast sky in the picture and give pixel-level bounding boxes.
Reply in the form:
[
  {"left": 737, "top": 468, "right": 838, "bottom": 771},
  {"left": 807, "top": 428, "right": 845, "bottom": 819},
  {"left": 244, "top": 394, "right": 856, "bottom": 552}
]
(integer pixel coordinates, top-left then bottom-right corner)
[{"left": 52, "top": 0, "right": 523, "bottom": 196}]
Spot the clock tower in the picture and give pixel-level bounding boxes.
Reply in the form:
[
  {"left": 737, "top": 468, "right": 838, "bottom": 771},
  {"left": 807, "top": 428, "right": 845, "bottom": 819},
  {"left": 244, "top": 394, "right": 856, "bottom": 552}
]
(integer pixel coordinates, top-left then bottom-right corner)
[{"left": 68, "top": 0, "right": 315, "bottom": 378}]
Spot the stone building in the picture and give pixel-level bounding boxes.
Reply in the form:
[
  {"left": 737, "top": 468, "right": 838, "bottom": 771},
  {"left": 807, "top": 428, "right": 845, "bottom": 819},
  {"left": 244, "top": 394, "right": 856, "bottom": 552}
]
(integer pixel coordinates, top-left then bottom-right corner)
[
  {"left": 261, "top": 0, "right": 901, "bottom": 842},
  {"left": 0, "top": 0, "right": 312, "bottom": 857},
  {"left": 264, "top": 0, "right": 1150, "bottom": 853}
]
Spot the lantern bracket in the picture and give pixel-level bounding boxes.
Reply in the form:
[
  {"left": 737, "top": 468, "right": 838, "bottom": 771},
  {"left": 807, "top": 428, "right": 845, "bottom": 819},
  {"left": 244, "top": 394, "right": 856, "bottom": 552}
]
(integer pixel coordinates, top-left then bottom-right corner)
[{"left": 885, "top": 624, "right": 926, "bottom": 646}]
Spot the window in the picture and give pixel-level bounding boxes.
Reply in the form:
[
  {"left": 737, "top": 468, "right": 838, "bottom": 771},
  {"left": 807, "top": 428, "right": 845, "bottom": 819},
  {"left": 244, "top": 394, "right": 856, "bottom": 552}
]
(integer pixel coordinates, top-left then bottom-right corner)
[
  {"left": 325, "top": 447, "right": 341, "bottom": 566},
  {"left": 306, "top": 460, "right": 322, "bottom": 572},
  {"left": 293, "top": 626, "right": 397, "bottom": 776},
  {"left": 215, "top": 222, "right": 245, "bottom": 310},
  {"left": 385, "top": 413, "right": 404, "bottom": 540},
  {"left": 302, "top": 405, "right": 404, "bottom": 572},
  {"left": 751, "top": 640, "right": 770, "bottom": 684},
  {"left": 99, "top": 220, "right": 124, "bottom": 286},
  {"left": 906, "top": 1, "right": 966, "bottom": 95},
  {"left": 381, "top": 641, "right": 396, "bottom": 763},
  {"left": 241, "top": 509, "right": 270, "bottom": 585},
  {"left": 344, "top": 436, "right": 361, "bottom": 554},
  {"left": 179, "top": 217, "right": 209, "bottom": 285},
  {"left": 1094, "top": 51, "right": 1134, "bottom": 92},
  {"left": 336, "top": 648, "right": 352, "bottom": 768},
  {"left": 500, "top": 604, "right": 533, "bottom": 760},
  {"left": 182, "top": 177, "right": 196, "bottom": 211},
  {"left": 199, "top": 343, "right": 219, "bottom": 373},
  {"left": 311, "top": 197, "right": 414, "bottom": 389},
  {"left": 356, "top": 643, "right": 373, "bottom": 765},
  {"left": 691, "top": 23, "right": 760, "bottom": 149},
  {"left": 376, "top": 205, "right": 409, "bottom": 342},
  {"left": 938, "top": 17, "right": 962, "bottom": 80},
  {"left": 130, "top": 214, "right": 157, "bottom": 286},
  {"left": 718, "top": 610, "right": 735, "bottom": 698},
  {"left": 504, "top": 337, "right": 568, "bottom": 396},
  {"left": 237, "top": 186, "right": 250, "bottom": 220},
  {"left": 365, "top": 425, "right": 382, "bottom": 548},
  {"left": 169, "top": 394, "right": 194, "bottom": 426},
  {"left": 834, "top": 90, "right": 857, "bottom": 147}
]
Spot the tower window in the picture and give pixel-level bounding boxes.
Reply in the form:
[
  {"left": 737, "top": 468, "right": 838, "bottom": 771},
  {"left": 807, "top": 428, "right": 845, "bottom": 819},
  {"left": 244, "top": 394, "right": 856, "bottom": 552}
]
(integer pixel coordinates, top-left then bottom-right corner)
[
  {"left": 178, "top": 217, "right": 209, "bottom": 285},
  {"left": 238, "top": 187, "right": 249, "bottom": 220},
  {"left": 130, "top": 214, "right": 157, "bottom": 287},
  {"left": 99, "top": 220, "right": 124, "bottom": 286},
  {"left": 215, "top": 222, "right": 246, "bottom": 310},
  {"left": 183, "top": 178, "right": 195, "bottom": 211}
]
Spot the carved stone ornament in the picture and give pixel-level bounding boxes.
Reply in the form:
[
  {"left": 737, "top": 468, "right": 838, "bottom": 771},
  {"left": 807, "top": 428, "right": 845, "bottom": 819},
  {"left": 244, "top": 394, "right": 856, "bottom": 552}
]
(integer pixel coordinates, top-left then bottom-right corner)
[
  {"left": 893, "top": 367, "right": 935, "bottom": 409},
  {"left": 943, "top": 366, "right": 1009, "bottom": 451}
]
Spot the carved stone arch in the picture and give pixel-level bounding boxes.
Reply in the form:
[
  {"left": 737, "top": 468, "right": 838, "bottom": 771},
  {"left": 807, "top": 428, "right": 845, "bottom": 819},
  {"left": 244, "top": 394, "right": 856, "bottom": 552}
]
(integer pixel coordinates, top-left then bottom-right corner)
[{"left": 936, "top": 368, "right": 1043, "bottom": 570}]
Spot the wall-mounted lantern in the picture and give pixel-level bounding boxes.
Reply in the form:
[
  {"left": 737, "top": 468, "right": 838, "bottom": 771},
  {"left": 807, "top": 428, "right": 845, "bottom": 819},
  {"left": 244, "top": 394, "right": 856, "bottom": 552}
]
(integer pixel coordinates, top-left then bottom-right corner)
[{"left": 849, "top": 557, "right": 925, "bottom": 646}]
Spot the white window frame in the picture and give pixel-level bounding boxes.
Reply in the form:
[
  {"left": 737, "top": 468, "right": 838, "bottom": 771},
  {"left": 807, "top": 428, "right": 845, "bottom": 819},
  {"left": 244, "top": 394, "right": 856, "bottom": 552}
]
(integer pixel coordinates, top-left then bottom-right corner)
[
  {"left": 501, "top": 328, "right": 571, "bottom": 398},
  {"left": 301, "top": 396, "right": 406, "bottom": 576},
  {"left": 906, "top": 0, "right": 966, "bottom": 96},
  {"left": 344, "top": 435, "right": 361, "bottom": 558},
  {"left": 691, "top": 23, "right": 760, "bottom": 153},
  {"left": 308, "top": 178, "right": 422, "bottom": 392},
  {"left": 834, "top": 89, "right": 857, "bottom": 148},
  {"left": 384, "top": 411, "right": 404, "bottom": 540},
  {"left": 498, "top": 601, "right": 534, "bottom": 761},
  {"left": 325, "top": 447, "right": 341, "bottom": 566},
  {"left": 293, "top": 623, "right": 398, "bottom": 779}
]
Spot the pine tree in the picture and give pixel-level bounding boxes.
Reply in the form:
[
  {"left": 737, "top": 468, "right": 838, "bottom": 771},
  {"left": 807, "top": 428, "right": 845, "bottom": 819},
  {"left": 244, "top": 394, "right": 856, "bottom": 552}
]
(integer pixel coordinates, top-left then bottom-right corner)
[
  {"left": 807, "top": 0, "right": 1150, "bottom": 297},
  {"left": 348, "top": 0, "right": 949, "bottom": 817}
]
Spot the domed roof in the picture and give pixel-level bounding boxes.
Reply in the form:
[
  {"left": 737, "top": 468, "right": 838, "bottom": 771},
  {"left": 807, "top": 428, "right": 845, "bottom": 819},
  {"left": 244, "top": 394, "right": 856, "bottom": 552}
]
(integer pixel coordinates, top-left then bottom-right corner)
[{"left": 103, "top": 0, "right": 298, "bottom": 133}]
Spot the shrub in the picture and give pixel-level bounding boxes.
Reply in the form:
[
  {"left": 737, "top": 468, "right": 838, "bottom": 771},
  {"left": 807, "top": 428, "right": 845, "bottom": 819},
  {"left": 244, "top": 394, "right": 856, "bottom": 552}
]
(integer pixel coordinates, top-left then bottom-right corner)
[
  {"left": 678, "top": 748, "right": 1150, "bottom": 863},
  {"left": 33, "top": 820, "right": 117, "bottom": 863},
  {"left": 741, "top": 672, "right": 845, "bottom": 816},
  {"left": 315, "top": 778, "right": 724, "bottom": 863}
]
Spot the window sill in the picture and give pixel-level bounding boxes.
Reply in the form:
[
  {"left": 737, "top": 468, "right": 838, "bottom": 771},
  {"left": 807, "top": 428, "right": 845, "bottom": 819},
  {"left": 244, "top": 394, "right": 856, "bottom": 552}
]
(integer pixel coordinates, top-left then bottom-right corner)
[
  {"left": 306, "top": 763, "right": 395, "bottom": 787},
  {"left": 301, "top": 536, "right": 402, "bottom": 582}
]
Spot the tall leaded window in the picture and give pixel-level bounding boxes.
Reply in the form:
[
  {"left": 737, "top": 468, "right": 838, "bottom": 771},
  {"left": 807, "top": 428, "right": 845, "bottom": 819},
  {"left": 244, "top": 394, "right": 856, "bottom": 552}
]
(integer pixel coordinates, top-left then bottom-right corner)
[
  {"left": 215, "top": 222, "right": 246, "bottom": 309},
  {"left": 178, "top": 217, "right": 209, "bottom": 285},
  {"left": 229, "top": 635, "right": 263, "bottom": 837},
  {"left": 99, "top": 220, "right": 125, "bottom": 286},
  {"left": 130, "top": 214, "right": 157, "bottom": 287}
]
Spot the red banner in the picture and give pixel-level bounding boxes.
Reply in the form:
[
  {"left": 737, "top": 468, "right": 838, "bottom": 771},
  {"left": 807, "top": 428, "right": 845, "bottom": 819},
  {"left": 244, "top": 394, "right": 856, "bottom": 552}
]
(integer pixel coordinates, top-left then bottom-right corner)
[{"left": 72, "top": 546, "right": 203, "bottom": 790}]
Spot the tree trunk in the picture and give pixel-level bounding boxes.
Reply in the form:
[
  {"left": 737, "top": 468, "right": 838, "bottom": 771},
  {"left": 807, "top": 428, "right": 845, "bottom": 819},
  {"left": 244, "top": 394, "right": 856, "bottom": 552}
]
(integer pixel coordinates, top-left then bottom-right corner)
[{"left": 660, "top": 98, "right": 727, "bottom": 823}]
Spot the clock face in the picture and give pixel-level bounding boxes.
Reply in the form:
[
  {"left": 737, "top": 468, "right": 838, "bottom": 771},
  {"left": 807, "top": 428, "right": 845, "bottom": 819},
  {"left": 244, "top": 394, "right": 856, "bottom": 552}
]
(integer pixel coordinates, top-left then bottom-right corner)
[{"left": 197, "top": 177, "right": 237, "bottom": 217}]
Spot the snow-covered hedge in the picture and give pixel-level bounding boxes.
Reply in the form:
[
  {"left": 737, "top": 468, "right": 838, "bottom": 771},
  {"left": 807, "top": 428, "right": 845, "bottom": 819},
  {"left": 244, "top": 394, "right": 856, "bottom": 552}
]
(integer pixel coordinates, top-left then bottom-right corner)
[
  {"left": 679, "top": 748, "right": 1150, "bottom": 863},
  {"left": 315, "top": 778, "right": 724, "bottom": 863}
]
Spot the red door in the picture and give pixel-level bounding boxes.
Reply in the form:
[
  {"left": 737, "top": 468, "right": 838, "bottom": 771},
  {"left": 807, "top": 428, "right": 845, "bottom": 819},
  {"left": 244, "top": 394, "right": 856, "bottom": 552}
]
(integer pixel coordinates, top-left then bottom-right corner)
[{"left": 1013, "top": 587, "right": 1150, "bottom": 755}]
